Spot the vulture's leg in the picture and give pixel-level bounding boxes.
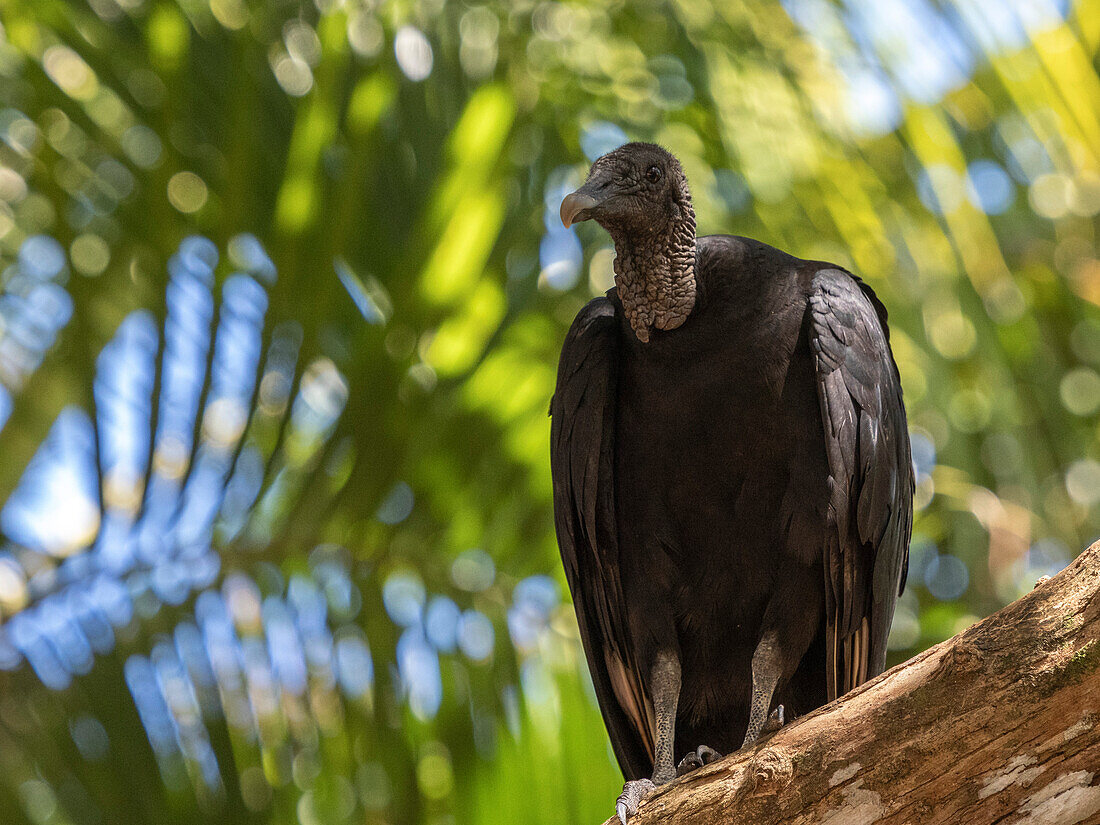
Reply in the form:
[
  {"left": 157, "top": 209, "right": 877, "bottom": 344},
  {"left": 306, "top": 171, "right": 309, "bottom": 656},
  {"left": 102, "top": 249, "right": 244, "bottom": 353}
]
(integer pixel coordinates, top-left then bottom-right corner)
[
  {"left": 742, "top": 639, "right": 784, "bottom": 747},
  {"left": 742, "top": 563, "right": 822, "bottom": 748},
  {"left": 616, "top": 649, "right": 680, "bottom": 825},
  {"left": 648, "top": 649, "right": 680, "bottom": 782}
]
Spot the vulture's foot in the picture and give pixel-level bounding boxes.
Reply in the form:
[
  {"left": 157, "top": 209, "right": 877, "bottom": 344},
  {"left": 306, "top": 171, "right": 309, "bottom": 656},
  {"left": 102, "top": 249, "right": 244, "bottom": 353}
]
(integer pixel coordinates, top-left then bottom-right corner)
[
  {"left": 742, "top": 704, "right": 786, "bottom": 748},
  {"left": 676, "top": 744, "right": 723, "bottom": 776},
  {"left": 615, "top": 779, "right": 656, "bottom": 825},
  {"left": 763, "top": 703, "right": 785, "bottom": 734}
]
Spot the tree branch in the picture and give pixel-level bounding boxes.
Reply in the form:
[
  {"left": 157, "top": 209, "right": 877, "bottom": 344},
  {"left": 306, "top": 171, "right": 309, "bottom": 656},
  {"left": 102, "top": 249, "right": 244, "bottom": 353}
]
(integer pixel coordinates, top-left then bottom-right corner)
[{"left": 607, "top": 541, "right": 1100, "bottom": 825}]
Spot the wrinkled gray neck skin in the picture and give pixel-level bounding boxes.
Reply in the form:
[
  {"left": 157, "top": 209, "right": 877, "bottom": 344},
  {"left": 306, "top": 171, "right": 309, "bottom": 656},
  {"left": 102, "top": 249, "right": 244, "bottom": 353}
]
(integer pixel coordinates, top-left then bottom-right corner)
[{"left": 607, "top": 198, "right": 697, "bottom": 343}]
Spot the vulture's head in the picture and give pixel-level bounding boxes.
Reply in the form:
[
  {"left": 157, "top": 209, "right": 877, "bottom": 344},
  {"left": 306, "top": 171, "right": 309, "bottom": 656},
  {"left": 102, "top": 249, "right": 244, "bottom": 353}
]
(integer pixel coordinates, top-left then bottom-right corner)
[
  {"left": 559, "top": 143, "right": 693, "bottom": 240},
  {"left": 560, "top": 143, "right": 698, "bottom": 343}
]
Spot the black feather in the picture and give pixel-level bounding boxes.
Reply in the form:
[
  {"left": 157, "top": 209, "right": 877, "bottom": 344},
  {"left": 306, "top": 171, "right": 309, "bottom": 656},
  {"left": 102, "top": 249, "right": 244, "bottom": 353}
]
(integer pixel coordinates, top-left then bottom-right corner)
[{"left": 551, "top": 214, "right": 912, "bottom": 776}]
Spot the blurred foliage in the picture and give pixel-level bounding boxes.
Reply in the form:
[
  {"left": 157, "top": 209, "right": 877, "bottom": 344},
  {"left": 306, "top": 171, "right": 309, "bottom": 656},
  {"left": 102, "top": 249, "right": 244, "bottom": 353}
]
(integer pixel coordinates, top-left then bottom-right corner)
[{"left": 0, "top": 0, "right": 1097, "bottom": 823}]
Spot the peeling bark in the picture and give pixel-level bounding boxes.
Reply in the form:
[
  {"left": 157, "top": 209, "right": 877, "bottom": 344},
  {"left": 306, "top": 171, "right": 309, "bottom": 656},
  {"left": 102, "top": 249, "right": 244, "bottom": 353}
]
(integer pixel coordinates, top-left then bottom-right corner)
[{"left": 604, "top": 541, "right": 1100, "bottom": 825}]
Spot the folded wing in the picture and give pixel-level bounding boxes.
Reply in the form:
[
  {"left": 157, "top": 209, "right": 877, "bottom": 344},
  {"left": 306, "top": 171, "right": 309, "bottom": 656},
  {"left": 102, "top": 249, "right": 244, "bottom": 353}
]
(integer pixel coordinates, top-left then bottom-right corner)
[
  {"left": 550, "top": 297, "right": 653, "bottom": 780},
  {"left": 808, "top": 269, "right": 914, "bottom": 699}
]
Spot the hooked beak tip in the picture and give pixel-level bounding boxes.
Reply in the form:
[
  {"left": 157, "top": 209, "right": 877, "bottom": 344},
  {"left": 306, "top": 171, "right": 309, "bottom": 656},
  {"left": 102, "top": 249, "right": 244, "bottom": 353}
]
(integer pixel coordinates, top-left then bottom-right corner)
[{"left": 560, "top": 192, "right": 599, "bottom": 228}]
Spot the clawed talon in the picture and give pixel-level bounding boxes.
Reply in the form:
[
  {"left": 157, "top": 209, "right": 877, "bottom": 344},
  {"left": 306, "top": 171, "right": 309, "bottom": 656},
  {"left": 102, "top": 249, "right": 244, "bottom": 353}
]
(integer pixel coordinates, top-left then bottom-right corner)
[
  {"left": 762, "top": 704, "right": 785, "bottom": 734},
  {"left": 676, "top": 751, "right": 702, "bottom": 776},
  {"left": 743, "top": 704, "right": 787, "bottom": 748},
  {"left": 616, "top": 778, "right": 656, "bottom": 825},
  {"left": 676, "top": 744, "right": 722, "bottom": 776}
]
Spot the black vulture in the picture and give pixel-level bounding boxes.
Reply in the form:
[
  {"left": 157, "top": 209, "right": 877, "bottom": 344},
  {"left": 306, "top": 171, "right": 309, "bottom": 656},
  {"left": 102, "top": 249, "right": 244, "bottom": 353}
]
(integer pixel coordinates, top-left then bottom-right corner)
[{"left": 549, "top": 143, "right": 913, "bottom": 822}]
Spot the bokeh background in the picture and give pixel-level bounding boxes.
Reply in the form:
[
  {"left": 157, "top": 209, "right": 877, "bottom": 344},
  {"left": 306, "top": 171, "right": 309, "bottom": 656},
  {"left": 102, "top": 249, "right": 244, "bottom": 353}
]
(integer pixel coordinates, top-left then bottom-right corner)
[{"left": 0, "top": 0, "right": 1097, "bottom": 823}]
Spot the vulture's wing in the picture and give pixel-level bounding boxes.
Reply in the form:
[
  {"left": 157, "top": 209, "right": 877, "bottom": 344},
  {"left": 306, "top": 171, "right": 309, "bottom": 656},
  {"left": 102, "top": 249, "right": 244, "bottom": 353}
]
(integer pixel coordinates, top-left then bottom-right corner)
[
  {"left": 808, "top": 268, "right": 913, "bottom": 701},
  {"left": 550, "top": 297, "right": 654, "bottom": 780}
]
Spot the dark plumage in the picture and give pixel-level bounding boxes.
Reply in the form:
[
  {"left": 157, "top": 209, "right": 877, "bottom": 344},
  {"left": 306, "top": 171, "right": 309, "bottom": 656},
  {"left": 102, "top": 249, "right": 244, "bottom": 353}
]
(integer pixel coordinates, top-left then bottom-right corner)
[{"left": 550, "top": 143, "right": 913, "bottom": 820}]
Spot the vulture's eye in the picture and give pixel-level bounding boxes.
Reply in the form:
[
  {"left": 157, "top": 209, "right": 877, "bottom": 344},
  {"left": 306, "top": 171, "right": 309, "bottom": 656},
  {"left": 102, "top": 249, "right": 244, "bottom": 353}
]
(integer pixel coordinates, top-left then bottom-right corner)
[{"left": 645, "top": 165, "right": 663, "bottom": 183}]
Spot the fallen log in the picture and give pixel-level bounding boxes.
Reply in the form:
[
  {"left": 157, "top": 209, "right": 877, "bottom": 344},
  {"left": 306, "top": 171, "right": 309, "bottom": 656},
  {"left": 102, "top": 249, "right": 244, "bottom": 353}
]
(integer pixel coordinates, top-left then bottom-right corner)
[{"left": 604, "top": 541, "right": 1100, "bottom": 825}]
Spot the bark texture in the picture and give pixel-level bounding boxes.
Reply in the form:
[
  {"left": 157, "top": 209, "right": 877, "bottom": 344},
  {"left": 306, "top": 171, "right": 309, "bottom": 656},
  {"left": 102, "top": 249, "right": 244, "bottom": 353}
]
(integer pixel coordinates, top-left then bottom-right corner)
[{"left": 604, "top": 540, "right": 1100, "bottom": 825}]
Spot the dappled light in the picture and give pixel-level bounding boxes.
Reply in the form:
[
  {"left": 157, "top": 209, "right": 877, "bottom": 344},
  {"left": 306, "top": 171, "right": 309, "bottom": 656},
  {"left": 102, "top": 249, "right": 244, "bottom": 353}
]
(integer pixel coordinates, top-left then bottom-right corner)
[{"left": 0, "top": 0, "right": 1097, "bottom": 823}]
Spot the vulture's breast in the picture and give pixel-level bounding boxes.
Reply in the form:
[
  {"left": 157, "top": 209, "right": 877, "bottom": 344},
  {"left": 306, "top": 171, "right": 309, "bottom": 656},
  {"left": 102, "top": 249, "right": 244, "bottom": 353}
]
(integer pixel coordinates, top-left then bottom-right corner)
[{"left": 612, "top": 261, "right": 828, "bottom": 617}]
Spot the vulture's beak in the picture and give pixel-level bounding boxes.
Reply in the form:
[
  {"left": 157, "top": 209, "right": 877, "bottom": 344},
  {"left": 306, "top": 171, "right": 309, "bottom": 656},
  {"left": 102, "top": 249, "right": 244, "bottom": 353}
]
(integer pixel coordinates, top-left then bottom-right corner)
[{"left": 560, "top": 191, "right": 600, "bottom": 228}]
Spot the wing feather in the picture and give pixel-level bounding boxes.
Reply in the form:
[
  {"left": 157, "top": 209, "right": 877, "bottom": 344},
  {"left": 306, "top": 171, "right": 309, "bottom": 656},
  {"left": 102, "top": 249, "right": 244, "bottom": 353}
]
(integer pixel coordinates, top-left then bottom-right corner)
[
  {"left": 809, "top": 269, "right": 913, "bottom": 701},
  {"left": 550, "top": 297, "right": 653, "bottom": 780}
]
